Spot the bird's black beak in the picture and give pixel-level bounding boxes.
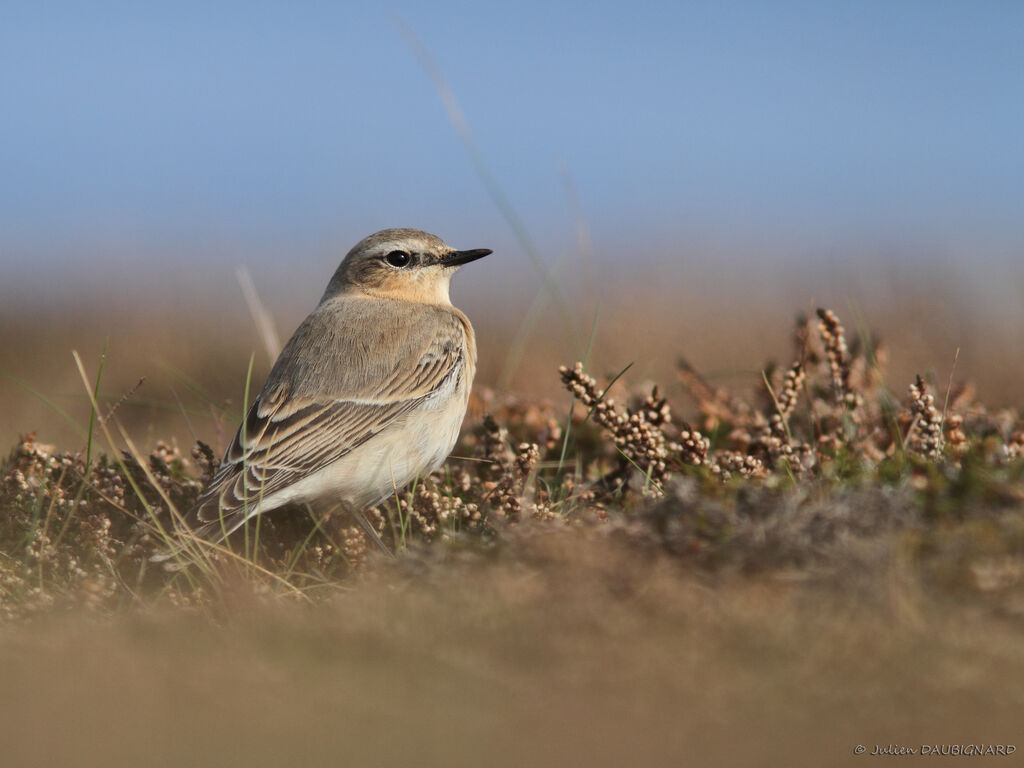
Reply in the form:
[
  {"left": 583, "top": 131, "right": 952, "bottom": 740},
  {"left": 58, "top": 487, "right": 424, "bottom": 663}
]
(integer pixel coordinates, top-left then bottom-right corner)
[{"left": 442, "top": 248, "right": 492, "bottom": 267}]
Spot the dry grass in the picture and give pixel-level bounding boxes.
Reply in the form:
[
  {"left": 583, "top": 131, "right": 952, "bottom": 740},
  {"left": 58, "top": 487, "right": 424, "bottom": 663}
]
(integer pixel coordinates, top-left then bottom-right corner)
[
  {"left": 1, "top": 531, "right": 1023, "bottom": 767},
  {"left": 3, "top": 303, "right": 1023, "bottom": 604},
  {"left": 2, "top": 301, "right": 1024, "bottom": 764}
]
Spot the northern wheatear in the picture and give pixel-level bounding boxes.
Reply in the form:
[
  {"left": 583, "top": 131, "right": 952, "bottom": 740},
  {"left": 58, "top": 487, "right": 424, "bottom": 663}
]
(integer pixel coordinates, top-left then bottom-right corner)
[{"left": 188, "top": 228, "right": 491, "bottom": 542}]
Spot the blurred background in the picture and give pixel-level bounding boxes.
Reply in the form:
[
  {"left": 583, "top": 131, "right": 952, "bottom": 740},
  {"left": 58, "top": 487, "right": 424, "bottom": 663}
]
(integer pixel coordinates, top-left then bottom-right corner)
[{"left": 2, "top": 0, "right": 1022, "bottom": 452}]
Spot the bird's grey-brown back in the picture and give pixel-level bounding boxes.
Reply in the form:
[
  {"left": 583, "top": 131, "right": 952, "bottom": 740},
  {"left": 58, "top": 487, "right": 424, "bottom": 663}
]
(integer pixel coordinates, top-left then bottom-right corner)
[
  {"left": 183, "top": 227, "right": 491, "bottom": 542},
  {"left": 264, "top": 296, "right": 474, "bottom": 405}
]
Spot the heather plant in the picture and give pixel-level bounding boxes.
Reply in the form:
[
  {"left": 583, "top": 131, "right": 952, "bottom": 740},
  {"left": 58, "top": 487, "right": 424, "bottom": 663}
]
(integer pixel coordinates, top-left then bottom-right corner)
[{"left": 1, "top": 308, "right": 1023, "bottom": 618}]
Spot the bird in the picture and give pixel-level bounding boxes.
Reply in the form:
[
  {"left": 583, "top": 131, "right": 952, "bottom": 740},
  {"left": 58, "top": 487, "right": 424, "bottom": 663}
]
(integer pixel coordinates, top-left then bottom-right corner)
[{"left": 182, "top": 228, "right": 491, "bottom": 547}]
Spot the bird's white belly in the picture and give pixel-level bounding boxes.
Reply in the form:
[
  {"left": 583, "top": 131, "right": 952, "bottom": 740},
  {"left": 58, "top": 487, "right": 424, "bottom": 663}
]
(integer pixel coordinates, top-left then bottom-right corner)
[{"left": 264, "top": 392, "right": 468, "bottom": 512}]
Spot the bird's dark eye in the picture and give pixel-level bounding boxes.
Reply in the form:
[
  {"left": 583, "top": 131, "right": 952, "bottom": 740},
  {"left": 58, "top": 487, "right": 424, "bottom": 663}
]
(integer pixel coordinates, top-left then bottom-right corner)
[{"left": 384, "top": 250, "right": 411, "bottom": 268}]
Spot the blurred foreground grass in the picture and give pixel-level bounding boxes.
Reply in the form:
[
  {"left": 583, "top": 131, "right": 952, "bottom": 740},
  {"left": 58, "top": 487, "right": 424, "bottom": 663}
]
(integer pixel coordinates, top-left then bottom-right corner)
[{"left": 2, "top": 529, "right": 1023, "bottom": 767}]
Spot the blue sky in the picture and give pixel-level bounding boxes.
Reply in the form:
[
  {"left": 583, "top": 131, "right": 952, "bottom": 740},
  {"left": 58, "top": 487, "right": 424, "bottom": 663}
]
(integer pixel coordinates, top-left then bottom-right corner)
[{"left": 2, "top": 0, "right": 1022, "bottom": 290}]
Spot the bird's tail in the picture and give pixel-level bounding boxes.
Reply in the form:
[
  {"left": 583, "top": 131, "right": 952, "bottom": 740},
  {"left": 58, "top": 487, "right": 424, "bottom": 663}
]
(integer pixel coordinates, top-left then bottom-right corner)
[{"left": 149, "top": 513, "right": 248, "bottom": 571}]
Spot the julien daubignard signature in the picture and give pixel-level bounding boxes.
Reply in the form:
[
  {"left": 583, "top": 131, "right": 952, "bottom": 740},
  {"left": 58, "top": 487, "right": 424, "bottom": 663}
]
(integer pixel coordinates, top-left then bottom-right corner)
[{"left": 854, "top": 744, "right": 1016, "bottom": 757}]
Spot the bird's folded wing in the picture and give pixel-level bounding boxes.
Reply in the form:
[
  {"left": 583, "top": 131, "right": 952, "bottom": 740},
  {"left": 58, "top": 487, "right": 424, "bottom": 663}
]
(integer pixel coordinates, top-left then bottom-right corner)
[{"left": 194, "top": 326, "right": 464, "bottom": 524}]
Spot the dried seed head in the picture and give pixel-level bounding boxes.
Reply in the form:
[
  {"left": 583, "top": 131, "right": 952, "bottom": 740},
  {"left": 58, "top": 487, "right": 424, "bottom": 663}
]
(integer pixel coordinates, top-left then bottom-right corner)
[
  {"left": 561, "top": 362, "right": 685, "bottom": 490},
  {"left": 816, "top": 308, "right": 857, "bottom": 407},
  {"left": 769, "top": 361, "right": 805, "bottom": 440},
  {"left": 908, "top": 375, "right": 945, "bottom": 460}
]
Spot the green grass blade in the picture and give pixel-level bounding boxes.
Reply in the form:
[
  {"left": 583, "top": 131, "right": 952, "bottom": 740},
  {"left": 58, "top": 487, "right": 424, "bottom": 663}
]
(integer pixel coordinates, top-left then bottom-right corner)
[{"left": 85, "top": 337, "right": 109, "bottom": 468}]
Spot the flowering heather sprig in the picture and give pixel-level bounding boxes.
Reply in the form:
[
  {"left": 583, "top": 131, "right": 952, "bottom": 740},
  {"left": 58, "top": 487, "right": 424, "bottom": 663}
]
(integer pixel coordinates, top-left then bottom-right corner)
[
  {"left": 711, "top": 450, "right": 767, "bottom": 481},
  {"left": 816, "top": 308, "right": 860, "bottom": 411},
  {"left": 397, "top": 478, "right": 483, "bottom": 537},
  {"left": 480, "top": 413, "right": 514, "bottom": 480},
  {"left": 769, "top": 361, "right": 805, "bottom": 440},
  {"left": 514, "top": 442, "right": 540, "bottom": 478},
  {"left": 945, "top": 414, "right": 968, "bottom": 456},
  {"left": 677, "top": 424, "right": 710, "bottom": 467},
  {"left": 491, "top": 441, "right": 542, "bottom": 521},
  {"left": 560, "top": 362, "right": 687, "bottom": 489},
  {"left": 560, "top": 363, "right": 623, "bottom": 431},
  {"left": 908, "top": 375, "right": 945, "bottom": 460},
  {"left": 726, "top": 361, "right": 813, "bottom": 474},
  {"left": 638, "top": 386, "right": 671, "bottom": 428}
]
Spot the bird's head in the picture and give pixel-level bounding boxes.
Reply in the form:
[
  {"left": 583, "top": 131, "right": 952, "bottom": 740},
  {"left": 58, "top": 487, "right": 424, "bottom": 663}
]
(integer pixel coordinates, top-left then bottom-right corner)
[{"left": 323, "top": 228, "right": 492, "bottom": 305}]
